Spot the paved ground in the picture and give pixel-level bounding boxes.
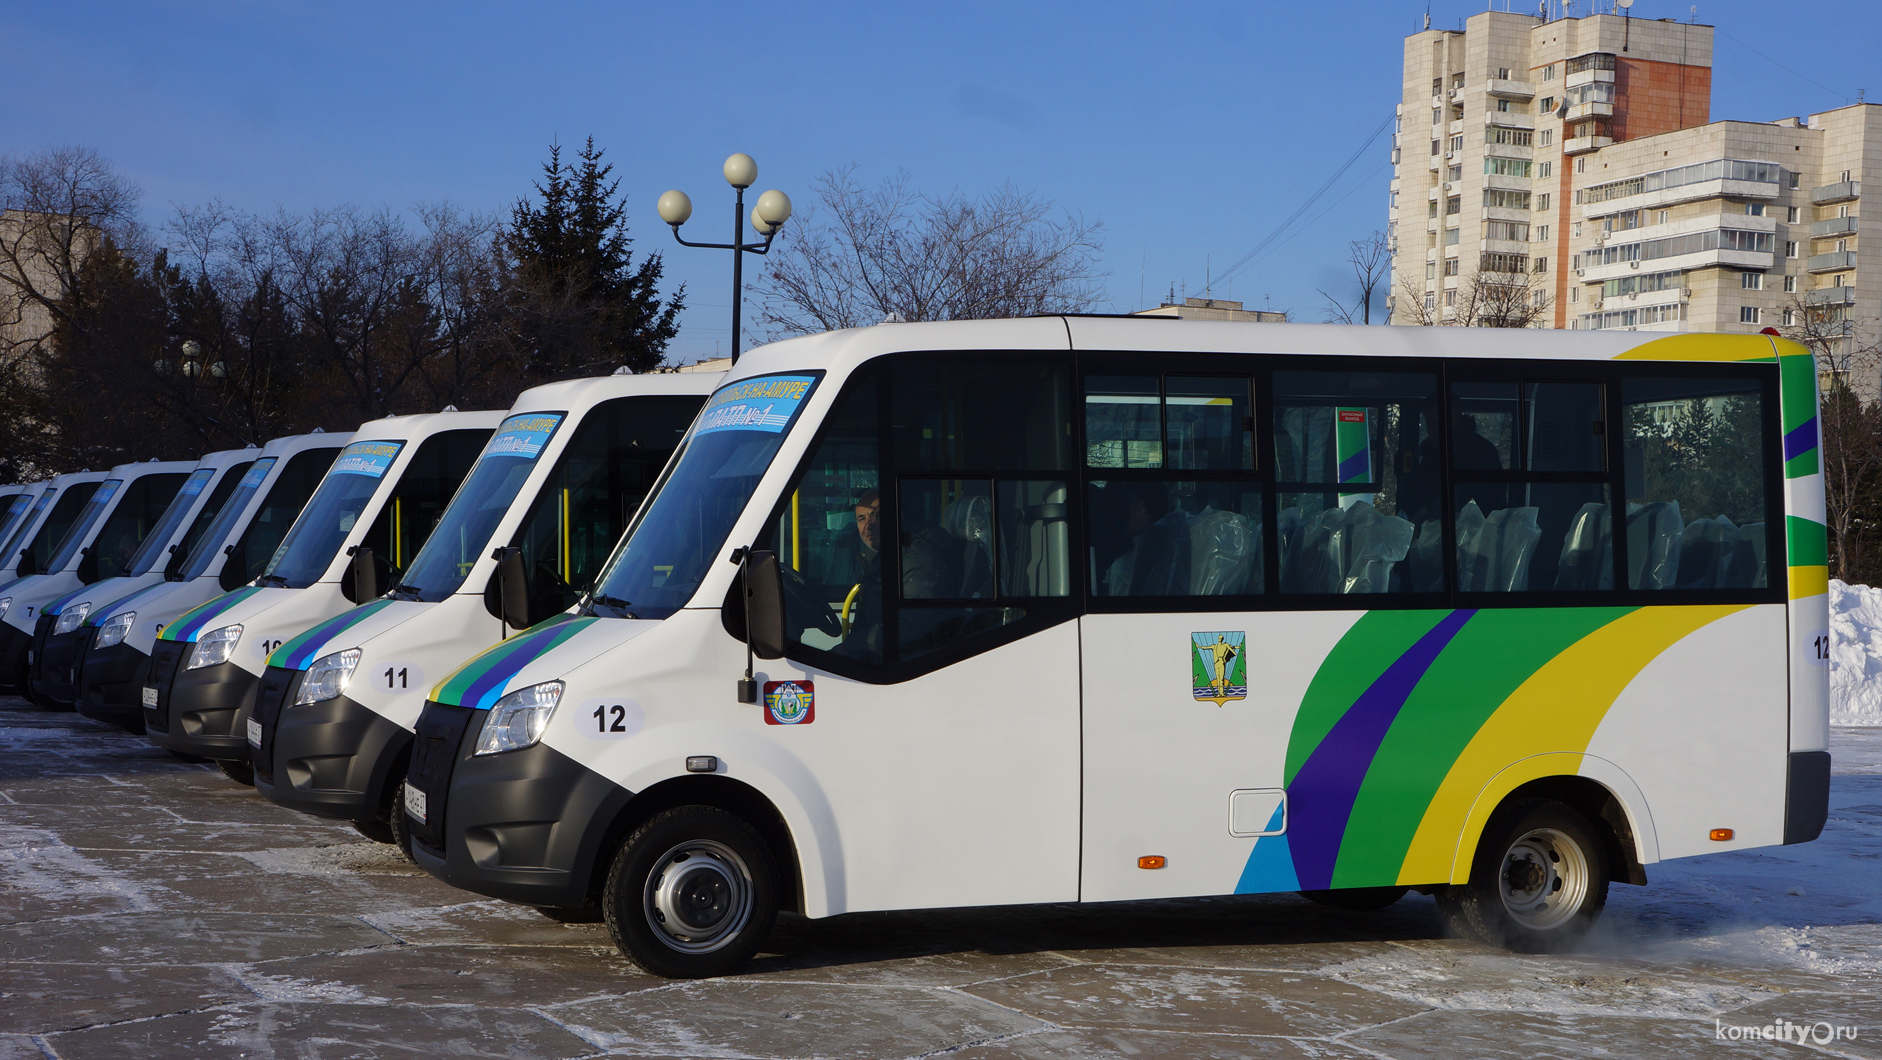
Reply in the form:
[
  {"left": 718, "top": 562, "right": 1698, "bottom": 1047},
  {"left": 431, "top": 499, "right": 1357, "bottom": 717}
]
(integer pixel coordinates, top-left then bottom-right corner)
[{"left": 1, "top": 695, "right": 1877, "bottom": 1059}]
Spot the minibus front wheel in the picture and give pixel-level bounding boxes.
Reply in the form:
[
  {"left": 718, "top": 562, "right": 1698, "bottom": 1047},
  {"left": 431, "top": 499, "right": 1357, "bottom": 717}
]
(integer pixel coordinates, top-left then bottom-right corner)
[
  {"left": 1438, "top": 798, "right": 1609, "bottom": 953},
  {"left": 216, "top": 758, "right": 255, "bottom": 786},
  {"left": 602, "top": 805, "right": 779, "bottom": 979}
]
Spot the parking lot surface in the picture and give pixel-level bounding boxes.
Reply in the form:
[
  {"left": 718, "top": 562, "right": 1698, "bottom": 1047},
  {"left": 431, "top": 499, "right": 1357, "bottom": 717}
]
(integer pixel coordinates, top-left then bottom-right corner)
[{"left": 1, "top": 695, "right": 1878, "bottom": 1059}]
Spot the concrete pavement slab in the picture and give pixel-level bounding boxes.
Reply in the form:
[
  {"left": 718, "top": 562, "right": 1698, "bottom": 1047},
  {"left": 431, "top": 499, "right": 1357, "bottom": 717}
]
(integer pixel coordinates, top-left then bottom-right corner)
[
  {"left": 945, "top": 1027, "right": 1377, "bottom": 1059},
  {"left": 252, "top": 943, "right": 665, "bottom": 1006},
  {"left": 1344, "top": 1009, "right": 1829, "bottom": 1059},
  {"left": 0, "top": 912, "right": 395, "bottom": 964},
  {"left": 0, "top": 961, "right": 251, "bottom": 1035},
  {"left": 40, "top": 1002, "right": 599, "bottom": 1060}
]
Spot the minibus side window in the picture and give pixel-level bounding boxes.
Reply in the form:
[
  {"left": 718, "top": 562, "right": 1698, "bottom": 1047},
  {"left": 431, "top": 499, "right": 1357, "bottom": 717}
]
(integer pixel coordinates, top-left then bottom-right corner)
[
  {"left": 163, "top": 461, "right": 253, "bottom": 575},
  {"left": 1273, "top": 370, "right": 1438, "bottom": 594},
  {"left": 86, "top": 473, "right": 187, "bottom": 578},
  {"left": 359, "top": 429, "right": 489, "bottom": 579},
  {"left": 1086, "top": 373, "right": 1263, "bottom": 600},
  {"left": 226, "top": 449, "right": 341, "bottom": 583},
  {"left": 1621, "top": 377, "right": 1766, "bottom": 590},
  {"left": 29, "top": 482, "right": 104, "bottom": 575}
]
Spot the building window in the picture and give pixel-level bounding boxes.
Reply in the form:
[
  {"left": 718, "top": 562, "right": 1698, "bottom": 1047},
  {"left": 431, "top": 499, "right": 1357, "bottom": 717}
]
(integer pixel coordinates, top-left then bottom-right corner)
[
  {"left": 1534, "top": 256, "right": 1549, "bottom": 272},
  {"left": 1445, "top": 228, "right": 1460, "bottom": 245},
  {"left": 1538, "top": 95, "right": 1555, "bottom": 112},
  {"left": 1444, "top": 257, "right": 1460, "bottom": 276},
  {"left": 1787, "top": 206, "right": 1800, "bottom": 223},
  {"left": 1484, "top": 189, "right": 1532, "bottom": 209},
  {"left": 1450, "top": 134, "right": 1465, "bottom": 152},
  {"left": 1480, "top": 252, "right": 1529, "bottom": 273},
  {"left": 1537, "top": 192, "right": 1551, "bottom": 211},
  {"left": 1571, "top": 287, "right": 1580, "bottom": 303},
  {"left": 1838, "top": 239, "right": 1849, "bottom": 253},
  {"left": 1789, "top": 172, "right": 1800, "bottom": 189},
  {"left": 1657, "top": 209, "right": 1669, "bottom": 225},
  {"left": 1448, "top": 164, "right": 1464, "bottom": 181},
  {"left": 1497, "top": 98, "right": 1512, "bottom": 112},
  {"left": 1840, "top": 205, "right": 1852, "bottom": 218},
  {"left": 1542, "top": 64, "right": 1557, "bottom": 80},
  {"left": 1834, "top": 274, "right": 1847, "bottom": 288},
  {"left": 1741, "top": 271, "right": 1763, "bottom": 290},
  {"left": 1497, "top": 67, "right": 1512, "bottom": 79},
  {"left": 1786, "top": 241, "right": 1799, "bottom": 258},
  {"left": 1428, "top": 200, "right": 1439, "bottom": 218},
  {"left": 1432, "top": 139, "right": 1441, "bottom": 156},
  {"left": 1433, "top": 77, "right": 1443, "bottom": 96},
  {"left": 1426, "top": 262, "right": 1437, "bottom": 279},
  {"left": 1575, "top": 157, "right": 1586, "bottom": 173},
  {"left": 1452, "top": 73, "right": 1466, "bottom": 89},
  {"left": 1783, "top": 308, "right": 1796, "bottom": 326},
  {"left": 1540, "top": 129, "right": 1553, "bottom": 147},
  {"left": 1539, "top": 161, "right": 1552, "bottom": 178},
  {"left": 1536, "top": 225, "right": 1550, "bottom": 241},
  {"left": 1740, "top": 306, "right": 1761, "bottom": 324},
  {"left": 1534, "top": 289, "right": 1549, "bottom": 307},
  {"left": 1425, "top": 292, "right": 1436, "bottom": 309},
  {"left": 1486, "top": 221, "right": 1530, "bottom": 241},
  {"left": 1784, "top": 274, "right": 1797, "bottom": 293},
  {"left": 1483, "top": 157, "right": 1532, "bottom": 178},
  {"left": 1745, "top": 202, "right": 1765, "bottom": 216},
  {"left": 1433, "top": 107, "right": 1442, "bottom": 125},
  {"left": 1572, "top": 222, "right": 1583, "bottom": 238},
  {"left": 1446, "top": 196, "right": 1461, "bottom": 215},
  {"left": 1488, "top": 128, "right": 1532, "bottom": 146}
]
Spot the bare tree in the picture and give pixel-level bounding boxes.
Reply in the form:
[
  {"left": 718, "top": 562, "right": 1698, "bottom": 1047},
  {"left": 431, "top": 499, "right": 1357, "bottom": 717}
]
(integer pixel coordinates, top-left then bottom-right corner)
[
  {"left": 1319, "top": 231, "right": 1390, "bottom": 324},
  {"left": 0, "top": 147, "right": 142, "bottom": 369},
  {"left": 1779, "top": 295, "right": 1882, "bottom": 582},
  {"left": 754, "top": 166, "right": 1104, "bottom": 337},
  {"left": 1394, "top": 262, "right": 1551, "bottom": 328}
]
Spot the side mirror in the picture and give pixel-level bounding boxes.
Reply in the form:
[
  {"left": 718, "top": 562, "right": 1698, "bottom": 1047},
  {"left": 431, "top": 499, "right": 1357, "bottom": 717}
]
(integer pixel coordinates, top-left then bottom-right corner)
[
  {"left": 744, "top": 551, "right": 786, "bottom": 661},
  {"left": 342, "top": 546, "right": 379, "bottom": 604},
  {"left": 162, "top": 543, "right": 184, "bottom": 580},
  {"left": 494, "top": 547, "right": 532, "bottom": 631},
  {"left": 218, "top": 545, "right": 248, "bottom": 592},
  {"left": 15, "top": 549, "right": 31, "bottom": 579},
  {"left": 75, "top": 547, "right": 99, "bottom": 584}
]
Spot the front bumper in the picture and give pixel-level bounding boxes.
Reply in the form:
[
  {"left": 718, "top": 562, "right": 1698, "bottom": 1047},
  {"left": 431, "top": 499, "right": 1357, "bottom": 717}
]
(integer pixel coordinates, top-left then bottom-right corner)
[
  {"left": 29, "top": 623, "right": 87, "bottom": 708},
  {"left": 75, "top": 638, "right": 152, "bottom": 729},
  {"left": 144, "top": 645, "right": 261, "bottom": 761},
  {"left": 406, "top": 700, "right": 633, "bottom": 909},
  {"left": 252, "top": 667, "right": 412, "bottom": 824},
  {"left": 0, "top": 620, "right": 30, "bottom": 692}
]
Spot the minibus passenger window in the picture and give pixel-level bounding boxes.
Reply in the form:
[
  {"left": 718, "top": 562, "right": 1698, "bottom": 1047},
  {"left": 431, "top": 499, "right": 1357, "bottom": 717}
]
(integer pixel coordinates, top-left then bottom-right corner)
[
  {"left": 1166, "top": 377, "right": 1253, "bottom": 470},
  {"left": 1621, "top": 377, "right": 1766, "bottom": 590},
  {"left": 1526, "top": 383, "right": 1606, "bottom": 472},
  {"left": 1449, "top": 382, "right": 1517, "bottom": 470},
  {"left": 1088, "top": 480, "right": 1263, "bottom": 597},
  {"left": 1086, "top": 376, "right": 1162, "bottom": 468},
  {"left": 1454, "top": 483, "right": 1613, "bottom": 592},
  {"left": 893, "top": 359, "right": 1073, "bottom": 472},
  {"left": 1273, "top": 370, "right": 1438, "bottom": 594}
]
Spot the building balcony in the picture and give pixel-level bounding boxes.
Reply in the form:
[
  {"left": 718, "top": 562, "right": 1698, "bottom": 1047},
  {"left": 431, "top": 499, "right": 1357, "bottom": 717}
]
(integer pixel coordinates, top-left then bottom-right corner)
[
  {"left": 1806, "top": 286, "right": 1856, "bottom": 306},
  {"left": 1486, "top": 78, "right": 1536, "bottom": 99},
  {"left": 1807, "top": 251, "right": 1858, "bottom": 273},
  {"left": 1578, "top": 248, "right": 1775, "bottom": 285},
  {"left": 1564, "top": 135, "right": 1613, "bottom": 155},
  {"left": 1565, "top": 101, "right": 1614, "bottom": 123},
  {"left": 1810, "top": 215, "right": 1859, "bottom": 239},
  {"left": 1812, "top": 181, "right": 1860, "bottom": 205},
  {"left": 1576, "top": 177, "right": 1780, "bottom": 220},
  {"left": 1486, "top": 113, "right": 1536, "bottom": 131},
  {"left": 1565, "top": 68, "right": 1616, "bottom": 89}
]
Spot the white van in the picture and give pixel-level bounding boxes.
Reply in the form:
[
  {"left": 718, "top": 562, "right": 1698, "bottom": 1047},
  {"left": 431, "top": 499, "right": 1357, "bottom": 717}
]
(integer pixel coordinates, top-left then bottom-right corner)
[
  {"left": 1, "top": 460, "right": 195, "bottom": 699},
  {"left": 29, "top": 448, "right": 259, "bottom": 710},
  {"left": 145, "top": 411, "right": 500, "bottom": 780},
  {"left": 400, "top": 319, "right": 1829, "bottom": 978},
  {"left": 75, "top": 433, "right": 345, "bottom": 732},
  {"left": 251, "top": 375, "right": 718, "bottom": 845}
]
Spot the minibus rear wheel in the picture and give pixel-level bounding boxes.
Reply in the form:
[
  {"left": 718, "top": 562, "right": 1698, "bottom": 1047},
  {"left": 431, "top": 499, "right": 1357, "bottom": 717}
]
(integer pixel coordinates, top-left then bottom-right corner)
[
  {"left": 603, "top": 805, "right": 779, "bottom": 979},
  {"left": 1438, "top": 798, "right": 1608, "bottom": 953}
]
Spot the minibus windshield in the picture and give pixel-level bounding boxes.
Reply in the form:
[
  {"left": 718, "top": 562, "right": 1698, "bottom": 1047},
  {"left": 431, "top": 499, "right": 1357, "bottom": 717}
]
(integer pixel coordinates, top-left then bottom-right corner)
[
  {"left": 1, "top": 490, "right": 54, "bottom": 568},
  {"left": 0, "top": 492, "right": 33, "bottom": 545},
  {"left": 123, "top": 469, "right": 214, "bottom": 577},
  {"left": 396, "top": 414, "right": 564, "bottom": 601},
  {"left": 262, "top": 440, "right": 405, "bottom": 588},
  {"left": 178, "top": 459, "right": 275, "bottom": 580},
  {"left": 45, "top": 480, "right": 122, "bottom": 573},
  {"left": 587, "top": 375, "right": 819, "bottom": 619}
]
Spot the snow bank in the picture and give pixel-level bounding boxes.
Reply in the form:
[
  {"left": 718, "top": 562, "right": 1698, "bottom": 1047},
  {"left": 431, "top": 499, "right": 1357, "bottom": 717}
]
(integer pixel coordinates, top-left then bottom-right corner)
[{"left": 1830, "top": 578, "right": 1882, "bottom": 725}]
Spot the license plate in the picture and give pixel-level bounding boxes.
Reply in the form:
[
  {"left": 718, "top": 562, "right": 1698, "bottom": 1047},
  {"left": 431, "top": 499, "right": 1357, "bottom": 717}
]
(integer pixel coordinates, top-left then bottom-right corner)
[
  {"left": 403, "top": 782, "right": 427, "bottom": 824},
  {"left": 246, "top": 718, "right": 262, "bottom": 747},
  {"left": 142, "top": 686, "right": 158, "bottom": 707}
]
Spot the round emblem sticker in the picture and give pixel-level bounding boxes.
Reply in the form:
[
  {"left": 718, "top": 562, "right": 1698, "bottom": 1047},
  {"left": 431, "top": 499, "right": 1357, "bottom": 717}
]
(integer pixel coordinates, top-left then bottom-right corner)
[{"left": 763, "top": 680, "right": 814, "bottom": 725}]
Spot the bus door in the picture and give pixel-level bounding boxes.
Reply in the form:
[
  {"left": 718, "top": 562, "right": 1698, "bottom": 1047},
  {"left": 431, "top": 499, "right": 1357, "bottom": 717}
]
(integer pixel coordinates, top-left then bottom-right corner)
[
  {"left": 764, "top": 356, "right": 1083, "bottom": 913},
  {"left": 1078, "top": 363, "right": 1442, "bottom": 902}
]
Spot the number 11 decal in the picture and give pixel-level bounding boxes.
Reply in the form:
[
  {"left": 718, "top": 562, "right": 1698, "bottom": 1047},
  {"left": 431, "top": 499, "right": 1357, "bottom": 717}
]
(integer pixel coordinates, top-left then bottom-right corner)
[{"left": 377, "top": 662, "right": 426, "bottom": 692}]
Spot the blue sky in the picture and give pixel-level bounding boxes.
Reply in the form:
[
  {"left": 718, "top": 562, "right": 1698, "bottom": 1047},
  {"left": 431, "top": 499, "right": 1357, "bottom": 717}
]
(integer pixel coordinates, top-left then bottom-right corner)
[{"left": 5, "top": 1, "right": 1874, "bottom": 365}]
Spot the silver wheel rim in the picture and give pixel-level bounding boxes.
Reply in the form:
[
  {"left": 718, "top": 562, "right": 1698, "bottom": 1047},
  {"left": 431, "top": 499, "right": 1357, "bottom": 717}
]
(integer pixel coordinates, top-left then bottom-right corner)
[
  {"left": 1498, "top": 826, "right": 1589, "bottom": 931},
  {"left": 642, "top": 839, "right": 754, "bottom": 954}
]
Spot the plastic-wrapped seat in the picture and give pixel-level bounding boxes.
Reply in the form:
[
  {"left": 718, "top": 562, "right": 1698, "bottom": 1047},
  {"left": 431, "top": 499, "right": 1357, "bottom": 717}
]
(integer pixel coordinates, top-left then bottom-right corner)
[
  {"left": 1408, "top": 519, "right": 1444, "bottom": 592},
  {"left": 1626, "top": 500, "right": 1684, "bottom": 590},
  {"left": 1553, "top": 502, "right": 1612, "bottom": 590},
  {"left": 1458, "top": 504, "right": 1542, "bottom": 592},
  {"left": 1188, "top": 507, "right": 1257, "bottom": 595},
  {"left": 1283, "top": 500, "right": 1413, "bottom": 594},
  {"left": 1738, "top": 522, "right": 1767, "bottom": 588},
  {"left": 1128, "top": 510, "right": 1192, "bottom": 595}
]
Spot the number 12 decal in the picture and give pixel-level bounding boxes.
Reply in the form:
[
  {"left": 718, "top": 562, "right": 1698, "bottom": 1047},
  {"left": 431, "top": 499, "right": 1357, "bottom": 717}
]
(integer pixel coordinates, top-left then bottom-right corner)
[
  {"left": 577, "top": 698, "right": 642, "bottom": 740},
  {"left": 1809, "top": 631, "right": 1830, "bottom": 665}
]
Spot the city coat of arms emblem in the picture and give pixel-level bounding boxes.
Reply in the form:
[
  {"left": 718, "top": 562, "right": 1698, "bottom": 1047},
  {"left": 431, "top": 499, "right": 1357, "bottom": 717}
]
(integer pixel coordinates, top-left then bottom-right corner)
[{"left": 1191, "top": 632, "right": 1247, "bottom": 706}]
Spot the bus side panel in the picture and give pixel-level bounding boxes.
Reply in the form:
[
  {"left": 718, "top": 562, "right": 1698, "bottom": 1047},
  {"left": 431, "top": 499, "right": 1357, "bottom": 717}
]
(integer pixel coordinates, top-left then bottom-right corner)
[
  {"left": 1776, "top": 338, "right": 1830, "bottom": 753},
  {"left": 1583, "top": 605, "right": 1788, "bottom": 858}
]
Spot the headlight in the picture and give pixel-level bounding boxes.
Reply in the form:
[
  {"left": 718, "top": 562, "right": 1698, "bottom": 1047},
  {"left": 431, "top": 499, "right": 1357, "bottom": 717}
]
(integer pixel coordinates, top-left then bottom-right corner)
[
  {"left": 54, "top": 602, "right": 92, "bottom": 635},
  {"left": 474, "top": 681, "right": 563, "bottom": 755},
  {"left": 296, "top": 647, "right": 362, "bottom": 705},
  {"left": 94, "top": 611, "right": 135, "bottom": 648},
  {"left": 186, "top": 624, "right": 244, "bottom": 670},
  {"left": 0, "top": 598, "right": 11, "bottom": 621}
]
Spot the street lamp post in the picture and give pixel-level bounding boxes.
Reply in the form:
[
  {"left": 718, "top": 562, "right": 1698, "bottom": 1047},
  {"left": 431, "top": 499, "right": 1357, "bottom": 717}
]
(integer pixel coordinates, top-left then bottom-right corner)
[{"left": 658, "top": 153, "right": 793, "bottom": 363}]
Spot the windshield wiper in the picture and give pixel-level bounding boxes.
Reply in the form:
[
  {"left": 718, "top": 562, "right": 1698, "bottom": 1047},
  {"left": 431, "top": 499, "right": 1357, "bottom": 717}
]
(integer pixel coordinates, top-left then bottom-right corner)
[
  {"left": 257, "top": 574, "right": 290, "bottom": 588},
  {"left": 586, "top": 593, "right": 638, "bottom": 619}
]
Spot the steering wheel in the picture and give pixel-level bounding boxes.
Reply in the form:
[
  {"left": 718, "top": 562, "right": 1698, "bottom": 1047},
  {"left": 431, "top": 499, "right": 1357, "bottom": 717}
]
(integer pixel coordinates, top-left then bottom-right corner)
[{"left": 781, "top": 566, "right": 843, "bottom": 637}]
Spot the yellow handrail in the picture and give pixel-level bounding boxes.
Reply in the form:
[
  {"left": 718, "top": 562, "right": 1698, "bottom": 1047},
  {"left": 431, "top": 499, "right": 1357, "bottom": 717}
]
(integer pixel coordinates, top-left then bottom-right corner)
[{"left": 839, "top": 582, "right": 862, "bottom": 637}]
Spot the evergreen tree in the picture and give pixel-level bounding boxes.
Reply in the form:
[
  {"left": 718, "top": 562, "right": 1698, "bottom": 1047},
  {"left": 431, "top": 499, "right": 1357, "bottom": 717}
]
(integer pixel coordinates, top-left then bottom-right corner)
[{"left": 504, "top": 138, "right": 683, "bottom": 376}]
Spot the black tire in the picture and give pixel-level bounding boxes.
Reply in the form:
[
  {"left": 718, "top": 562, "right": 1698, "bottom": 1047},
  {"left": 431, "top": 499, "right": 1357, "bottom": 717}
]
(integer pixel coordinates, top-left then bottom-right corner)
[
  {"left": 215, "top": 758, "right": 255, "bottom": 786},
  {"left": 352, "top": 818, "right": 395, "bottom": 843},
  {"left": 536, "top": 904, "right": 604, "bottom": 923},
  {"left": 1437, "top": 798, "right": 1609, "bottom": 953},
  {"left": 388, "top": 780, "right": 416, "bottom": 863},
  {"left": 602, "top": 805, "right": 779, "bottom": 979},
  {"left": 1299, "top": 885, "right": 1409, "bottom": 911}
]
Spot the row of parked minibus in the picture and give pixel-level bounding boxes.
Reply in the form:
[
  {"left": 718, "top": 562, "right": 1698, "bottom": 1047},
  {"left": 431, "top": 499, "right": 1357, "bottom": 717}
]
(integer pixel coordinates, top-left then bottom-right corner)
[{"left": 0, "top": 319, "right": 1833, "bottom": 978}]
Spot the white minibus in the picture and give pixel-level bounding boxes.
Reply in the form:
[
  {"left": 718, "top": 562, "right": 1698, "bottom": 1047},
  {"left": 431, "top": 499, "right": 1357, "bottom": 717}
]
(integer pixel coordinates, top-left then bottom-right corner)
[
  {"left": 145, "top": 412, "right": 499, "bottom": 780},
  {"left": 406, "top": 320, "right": 1819, "bottom": 978},
  {"left": 75, "top": 433, "right": 343, "bottom": 732},
  {"left": 29, "top": 447, "right": 258, "bottom": 710},
  {"left": 252, "top": 374, "right": 718, "bottom": 848},
  {"left": 2, "top": 460, "right": 194, "bottom": 699}
]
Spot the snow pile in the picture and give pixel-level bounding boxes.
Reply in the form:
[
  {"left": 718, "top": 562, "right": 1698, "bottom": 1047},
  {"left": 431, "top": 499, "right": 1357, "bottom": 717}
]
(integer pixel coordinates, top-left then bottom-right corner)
[{"left": 1831, "top": 578, "right": 1882, "bottom": 725}]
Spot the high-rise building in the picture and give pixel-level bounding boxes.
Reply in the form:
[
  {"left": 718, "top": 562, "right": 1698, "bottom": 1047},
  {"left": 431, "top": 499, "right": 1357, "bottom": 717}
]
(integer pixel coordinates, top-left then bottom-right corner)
[{"left": 1386, "top": 10, "right": 1879, "bottom": 377}]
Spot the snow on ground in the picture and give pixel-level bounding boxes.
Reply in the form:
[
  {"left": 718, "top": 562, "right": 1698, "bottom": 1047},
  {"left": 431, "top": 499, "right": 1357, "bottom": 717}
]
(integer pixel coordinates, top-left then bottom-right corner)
[{"left": 1831, "top": 578, "right": 1882, "bottom": 725}]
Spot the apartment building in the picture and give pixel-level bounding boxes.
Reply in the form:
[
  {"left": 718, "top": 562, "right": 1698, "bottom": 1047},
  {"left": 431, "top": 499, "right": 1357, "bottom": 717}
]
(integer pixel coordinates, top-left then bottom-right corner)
[{"left": 1386, "top": 10, "right": 1879, "bottom": 374}]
